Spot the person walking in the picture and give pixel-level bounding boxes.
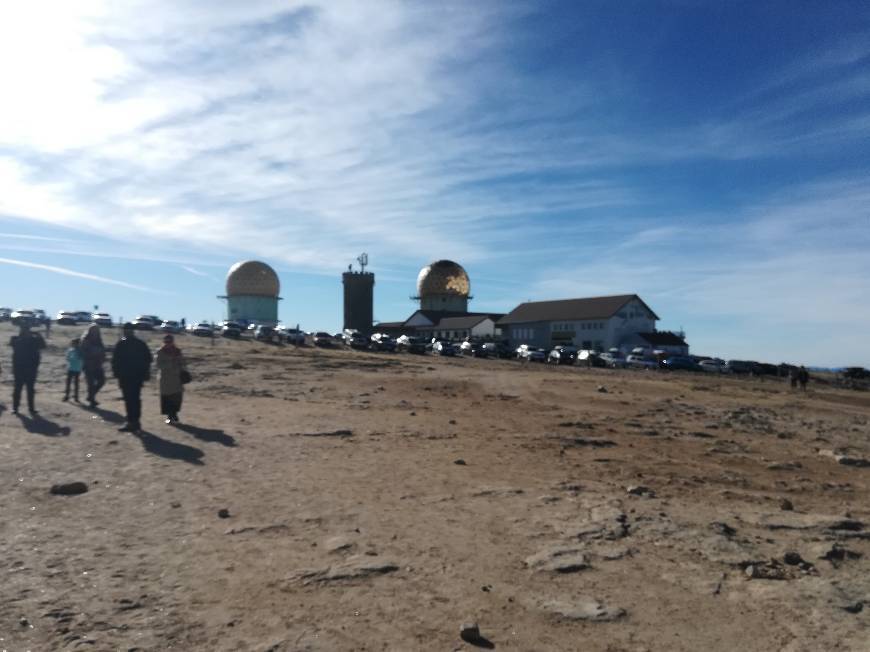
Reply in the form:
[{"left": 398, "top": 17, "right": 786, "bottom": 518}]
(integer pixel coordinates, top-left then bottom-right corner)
[
  {"left": 111, "top": 323, "right": 152, "bottom": 432},
  {"left": 798, "top": 366, "right": 810, "bottom": 391},
  {"left": 9, "top": 320, "right": 46, "bottom": 415},
  {"left": 156, "top": 334, "right": 187, "bottom": 424},
  {"left": 63, "top": 338, "right": 83, "bottom": 402},
  {"left": 80, "top": 323, "right": 106, "bottom": 408}
]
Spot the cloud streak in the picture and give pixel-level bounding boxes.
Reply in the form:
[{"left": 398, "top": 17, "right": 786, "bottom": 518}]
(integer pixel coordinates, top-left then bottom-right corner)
[{"left": 0, "top": 256, "right": 161, "bottom": 293}]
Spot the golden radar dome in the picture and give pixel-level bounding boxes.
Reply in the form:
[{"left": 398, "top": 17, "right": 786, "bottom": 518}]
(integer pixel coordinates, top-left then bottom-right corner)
[
  {"left": 416, "top": 260, "right": 470, "bottom": 298},
  {"left": 225, "top": 260, "right": 280, "bottom": 297}
]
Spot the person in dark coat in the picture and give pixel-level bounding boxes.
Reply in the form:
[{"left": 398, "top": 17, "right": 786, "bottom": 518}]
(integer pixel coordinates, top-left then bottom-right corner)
[
  {"left": 111, "top": 323, "right": 152, "bottom": 432},
  {"left": 9, "top": 321, "right": 46, "bottom": 415},
  {"left": 798, "top": 366, "right": 810, "bottom": 391},
  {"left": 80, "top": 323, "right": 106, "bottom": 408}
]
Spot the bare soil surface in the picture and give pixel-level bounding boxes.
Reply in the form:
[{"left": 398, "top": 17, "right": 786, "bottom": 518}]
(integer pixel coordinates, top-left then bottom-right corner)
[{"left": 1, "top": 323, "right": 869, "bottom": 651}]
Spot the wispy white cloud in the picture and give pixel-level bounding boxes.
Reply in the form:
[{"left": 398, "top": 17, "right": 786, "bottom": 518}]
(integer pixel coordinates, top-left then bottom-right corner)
[{"left": 0, "top": 256, "right": 161, "bottom": 293}]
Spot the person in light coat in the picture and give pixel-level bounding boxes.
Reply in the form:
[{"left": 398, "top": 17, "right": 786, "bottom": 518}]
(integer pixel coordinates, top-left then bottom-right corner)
[{"left": 156, "top": 334, "right": 187, "bottom": 424}]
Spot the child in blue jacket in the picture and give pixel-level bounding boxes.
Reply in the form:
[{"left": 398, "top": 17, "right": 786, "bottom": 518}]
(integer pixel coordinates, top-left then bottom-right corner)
[{"left": 63, "top": 338, "right": 83, "bottom": 402}]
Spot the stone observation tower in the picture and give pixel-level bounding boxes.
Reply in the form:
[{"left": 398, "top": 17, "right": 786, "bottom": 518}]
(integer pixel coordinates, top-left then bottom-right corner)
[
  {"left": 221, "top": 260, "right": 281, "bottom": 326},
  {"left": 342, "top": 253, "right": 374, "bottom": 334},
  {"left": 414, "top": 259, "right": 471, "bottom": 312}
]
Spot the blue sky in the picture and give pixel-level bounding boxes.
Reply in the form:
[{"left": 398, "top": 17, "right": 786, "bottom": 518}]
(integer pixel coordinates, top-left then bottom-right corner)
[{"left": 1, "top": 1, "right": 868, "bottom": 367}]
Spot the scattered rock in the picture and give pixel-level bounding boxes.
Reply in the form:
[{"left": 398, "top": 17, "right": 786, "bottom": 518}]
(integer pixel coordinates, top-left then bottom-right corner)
[
  {"left": 19, "top": 617, "right": 30, "bottom": 627},
  {"left": 540, "top": 597, "right": 626, "bottom": 622},
  {"left": 818, "top": 544, "right": 862, "bottom": 564},
  {"left": 744, "top": 560, "right": 789, "bottom": 580},
  {"left": 843, "top": 602, "right": 864, "bottom": 614},
  {"left": 560, "top": 438, "right": 617, "bottom": 448},
  {"left": 596, "top": 386, "right": 608, "bottom": 393},
  {"left": 711, "top": 521, "right": 737, "bottom": 537},
  {"left": 767, "top": 461, "right": 802, "bottom": 471},
  {"left": 783, "top": 551, "right": 805, "bottom": 566},
  {"left": 627, "top": 485, "right": 656, "bottom": 498},
  {"left": 459, "top": 622, "right": 480, "bottom": 641},
  {"left": 779, "top": 498, "right": 794, "bottom": 511},
  {"left": 690, "top": 431, "right": 715, "bottom": 439},
  {"left": 325, "top": 536, "right": 354, "bottom": 554},
  {"left": 50, "top": 482, "right": 89, "bottom": 496},
  {"left": 448, "top": 419, "right": 457, "bottom": 425},
  {"left": 301, "top": 429, "right": 353, "bottom": 438},
  {"left": 525, "top": 546, "right": 591, "bottom": 573},
  {"left": 454, "top": 459, "right": 467, "bottom": 466},
  {"left": 292, "top": 556, "right": 400, "bottom": 584},
  {"left": 218, "top": 508, "right": 231, "bottom": 519}
]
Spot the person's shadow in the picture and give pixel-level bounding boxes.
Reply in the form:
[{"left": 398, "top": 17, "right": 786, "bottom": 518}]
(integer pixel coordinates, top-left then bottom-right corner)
[
  {"left": 175, "top": 423, "right": 237, "bottom": 447},
  {"left": 132, "top": 430, "right": 205, "bottom": 465},
  {"left": 87, "top": 405, "right": 126, "bottom": 424},
  {"left": 17, "top": 413, "right": 71, "bottom": 437}
]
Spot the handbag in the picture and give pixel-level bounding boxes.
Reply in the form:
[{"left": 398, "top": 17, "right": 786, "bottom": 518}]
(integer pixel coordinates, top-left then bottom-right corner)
[{"left": 180, "top": 369, "right": 192, "bottom": 385}]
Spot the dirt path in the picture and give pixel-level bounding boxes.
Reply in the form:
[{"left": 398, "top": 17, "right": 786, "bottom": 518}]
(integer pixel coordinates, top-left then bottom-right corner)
[{"left": 1, "top": 324, "right": 868, "bottom": 651}]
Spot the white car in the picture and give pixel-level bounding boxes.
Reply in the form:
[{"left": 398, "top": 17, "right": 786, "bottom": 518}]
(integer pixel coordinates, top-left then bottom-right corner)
[
  {"left": 191, "top": 322, "right": 214, "bottom": 337},
  {"left": 276, "top": 325, "right": 305, "bottom": 345},
  {"left": 599, "top": 352, "right": 627, "bottom": 368},
  {"left": 517, "top": 344, "right": 547, "bottom": 362},
  {"left": 56, "top": 310, "right": 79, "bottom": 325},
  {"left": 92, "top": 313, "right": 113, "bottom": 327},
  {"left": 160, "top": 320, "right": 181, "bottom": 333},
  {"left": 699, "top": 358, "right": 727, "bottom": 373}
]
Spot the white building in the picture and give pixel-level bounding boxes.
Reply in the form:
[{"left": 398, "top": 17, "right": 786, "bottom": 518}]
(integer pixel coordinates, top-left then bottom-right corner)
[{"left": 497, "top": 294, "right": 688, "bottom": 353}]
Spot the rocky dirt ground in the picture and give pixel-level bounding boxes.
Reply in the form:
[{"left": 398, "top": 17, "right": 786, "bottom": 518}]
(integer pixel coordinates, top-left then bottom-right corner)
[{"left": 1, "top": 322, "right": 868, "bottom": 651}]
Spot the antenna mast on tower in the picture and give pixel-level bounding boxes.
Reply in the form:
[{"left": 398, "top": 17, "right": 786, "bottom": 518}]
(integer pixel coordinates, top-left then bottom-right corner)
[{"left": 357, "top": 253, "right": 369, "bottom": 273}]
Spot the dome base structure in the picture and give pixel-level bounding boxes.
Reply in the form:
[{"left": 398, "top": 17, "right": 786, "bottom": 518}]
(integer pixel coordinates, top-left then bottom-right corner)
[
  {"left": 419, "top": 294, "right": 469, "bottom": 312},
  {"left": 226, "top": 295, "right": 280, "bottom": 326}
]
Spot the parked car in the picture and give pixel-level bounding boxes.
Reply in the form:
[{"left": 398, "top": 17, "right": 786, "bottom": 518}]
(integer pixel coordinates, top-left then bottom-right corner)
[
  {"left": 191, "top": 322, "right": 214, "bottom": 337},
  {"left": 221, "top": 321, "right": 242, "bottom": 340},
  {"left": 661, "top": 355, "right": 701, "bottom": 371},
  {"left": 576, "top": 349, "right": 607, "bottom": 368},
  {"left": 548, "top": 345, "right": 577, "bottom": 365},
  {"left": 458, "top": 341, "right": 488, "bottom": 357},
  {"left": 370, "top": 333, "right": 397, "bottom": 352},
  {"left": 698, "top": 358, "right": 727, "bottom": 373},
  {"left": 725, "top": 360, "right": 757, "bottom": 374},
  {"left": 72, "top": 310, "right": 92, "bottom": 323},
  {"left": 516, "top": 344, "right": 547, "bottom": 362},
  {"left": 11, "top": 309, "right": 36, "bottom": 325},
  {"left": 92, "top": 312, "right": 113, "bottom": 327},
  {"left": 132, "top": 315, "right": 155, "bottom": 330},
  {"left": 397, "top": 335, "right": 428, "bottom": 354},
  {"left": 432, "top": 340, "right": 456, "bottom": 356},
  {"left": 599, "top": 352, "right": 627, "bottom": 368},
  {"left": 55, "top": 310, "right": 79, "bottom": 325},
  {"left": 482, "top": 341, "right": 513, "bottom": 359},
  {"left": 160, "top": 320, "right": 182, "bottom": 333},
  {"left": 626, "top": 354, "right": 658, "bottom": 369},
  {"left": 32, "top": 309, "right": 48, "bottom": 324},
  {"left": 0, "top": 307, "right": 12, "bottom": 321},
  {"left": 254, "top": 325, "right": 276, "bottom": 342},
  {"left": 345, "top": 331, "right": 369, "bottom": 349},
  {"left": 283, "top": 328, "right": 306, "bottom": 345},
  {"left": 221, "top": 322, "right": 242, "bottom": 338},
  {"left": 843, "top": 367, "right": 870, "bottom": 380},
  {"left": 313, "top": 331, "right": 333, "bottom": 347}
]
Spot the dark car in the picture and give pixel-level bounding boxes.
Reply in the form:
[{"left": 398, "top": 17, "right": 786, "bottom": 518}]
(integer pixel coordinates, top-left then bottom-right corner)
[
  {"left": 843, "top": 367, "right": 870, "bottom": 380},
  {"left": 313, "top": 332, "right": 333, "bottom": 347},
  {"left": 397, "top": 335, "right": 428, "bottom": 354},
  {"left": 661, "top": 355, "right": 701, "bottom": 371},
  {"left": 548, "top": 345, "right": 577, "bottom": 365},
  {"left": 221, "top": 322, "right": 242, "bottom": 338},
  {"left": 432, "top": 339, "right": 456, "bottom": 356},
  {"left": 483, "top": 341, "right": 513, "bottom": 359},
  {"left": 459, "top": 341, "right": 488, "bottom": 357},
  {"left": 370, "top": 333, "right": 397, "bottom": 352}
]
